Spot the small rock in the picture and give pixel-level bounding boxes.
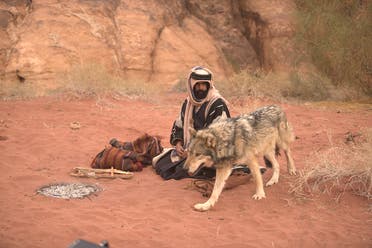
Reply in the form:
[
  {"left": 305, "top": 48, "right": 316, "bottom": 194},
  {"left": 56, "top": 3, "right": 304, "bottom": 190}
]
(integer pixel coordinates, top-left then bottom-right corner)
[{"left": 70, "top": 121, "right": 81, "bottom": 130}]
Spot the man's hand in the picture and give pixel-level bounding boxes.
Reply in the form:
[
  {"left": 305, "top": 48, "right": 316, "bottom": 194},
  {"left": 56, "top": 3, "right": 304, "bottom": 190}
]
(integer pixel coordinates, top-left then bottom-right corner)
[{"left": 175, "top": 141, "right": 187, "bottom": 158}]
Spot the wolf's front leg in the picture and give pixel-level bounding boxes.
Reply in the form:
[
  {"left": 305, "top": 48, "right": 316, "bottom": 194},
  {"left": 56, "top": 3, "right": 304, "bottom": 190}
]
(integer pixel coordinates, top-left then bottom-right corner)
[
  {"left": 249, "top": 158, "right": 266, "bottom": 200},
  {"left": 194, "top": 165, "right": 232, "bottom": 211},
  {"left": 264, "top": 152, "right": 280, "bottom": 187}
]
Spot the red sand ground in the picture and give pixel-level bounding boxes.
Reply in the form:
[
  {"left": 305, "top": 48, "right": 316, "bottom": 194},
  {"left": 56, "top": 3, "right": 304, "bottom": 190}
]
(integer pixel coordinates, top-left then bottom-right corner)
[{"left": 0, "top": 93, "right": 371, "bottom": 248}]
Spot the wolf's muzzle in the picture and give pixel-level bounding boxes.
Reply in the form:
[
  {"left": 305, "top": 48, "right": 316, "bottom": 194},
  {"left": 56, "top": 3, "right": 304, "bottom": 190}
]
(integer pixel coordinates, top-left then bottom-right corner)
[{"left": 187, "top": 163, "right": 205, "bottom": 176}]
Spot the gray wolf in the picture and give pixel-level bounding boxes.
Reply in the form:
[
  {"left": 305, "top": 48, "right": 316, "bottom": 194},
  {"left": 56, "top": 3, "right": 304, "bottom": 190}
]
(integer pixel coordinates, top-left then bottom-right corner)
[{"left": 184, "top": 105, "right": 296, "bottom": 211}]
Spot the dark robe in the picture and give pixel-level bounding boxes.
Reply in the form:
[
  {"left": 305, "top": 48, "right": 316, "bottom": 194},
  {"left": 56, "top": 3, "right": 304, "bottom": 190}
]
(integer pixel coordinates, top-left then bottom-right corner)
[{"left": 154, "top": 98, "right": 230, "bottom": 180}]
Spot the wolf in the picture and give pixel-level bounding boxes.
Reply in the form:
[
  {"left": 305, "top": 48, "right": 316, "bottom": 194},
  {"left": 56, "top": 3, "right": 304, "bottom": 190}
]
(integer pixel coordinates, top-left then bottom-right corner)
[{"left": 184, "top": 105, "right": 296, "bottom": 211}]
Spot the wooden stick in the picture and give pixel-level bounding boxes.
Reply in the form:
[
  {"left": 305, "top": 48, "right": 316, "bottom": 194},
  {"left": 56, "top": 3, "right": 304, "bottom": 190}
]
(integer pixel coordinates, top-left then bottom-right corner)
[
  {"left": 70, "top": 167, "right": 134, "bottom": 179},
  {"left": 73, "top": 167, "right": 133, "bottom": 174}
]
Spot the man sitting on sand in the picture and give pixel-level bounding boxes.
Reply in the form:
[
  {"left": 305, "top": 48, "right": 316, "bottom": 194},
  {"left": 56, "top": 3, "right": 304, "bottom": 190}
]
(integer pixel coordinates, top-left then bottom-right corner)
[{"left": 153, "top": 66, "right": 231, "bottom": 180}]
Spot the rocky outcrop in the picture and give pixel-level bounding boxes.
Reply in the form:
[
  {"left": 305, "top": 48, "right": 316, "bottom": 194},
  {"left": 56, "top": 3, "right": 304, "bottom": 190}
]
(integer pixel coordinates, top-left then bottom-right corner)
[
  {"left": 0, "top": 0, "right": 296, "bottom": 89},
  {"left": 239, "top": 1, "right": 296, "bottom": 71}
]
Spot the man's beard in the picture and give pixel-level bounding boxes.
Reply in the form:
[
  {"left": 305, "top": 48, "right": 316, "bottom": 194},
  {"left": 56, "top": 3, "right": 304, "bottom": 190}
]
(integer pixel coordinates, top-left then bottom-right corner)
[{"left": 194, "top": 89, "right": 208, "bottom": 100}]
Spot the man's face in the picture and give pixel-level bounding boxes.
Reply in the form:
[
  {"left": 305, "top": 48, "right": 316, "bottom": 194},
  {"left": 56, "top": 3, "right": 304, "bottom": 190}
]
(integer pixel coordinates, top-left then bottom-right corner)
[{"left": 194, "top": 82, "right": 209, "bottom": 100}]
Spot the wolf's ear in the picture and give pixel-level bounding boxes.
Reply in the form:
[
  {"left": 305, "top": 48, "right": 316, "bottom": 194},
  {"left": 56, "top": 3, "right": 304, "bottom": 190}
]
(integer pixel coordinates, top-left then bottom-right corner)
[
  {"left": 212, "top": 111, "right": 228, "bottom": 123},
  {"left": 206, "top": 134, "right": 216, "bottom": 148},
  {"left": 189, "top": 128, "right": 197, "bottom": 138},
  {"left": 220, "top": 111, "right": 228, "bottom": 120}
]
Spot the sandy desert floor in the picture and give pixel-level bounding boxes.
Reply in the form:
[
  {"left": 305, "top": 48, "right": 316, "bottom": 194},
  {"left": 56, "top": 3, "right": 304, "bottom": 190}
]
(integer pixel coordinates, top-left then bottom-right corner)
[{"left": 0, "top": 93, "right": 371, "bottom": 248}]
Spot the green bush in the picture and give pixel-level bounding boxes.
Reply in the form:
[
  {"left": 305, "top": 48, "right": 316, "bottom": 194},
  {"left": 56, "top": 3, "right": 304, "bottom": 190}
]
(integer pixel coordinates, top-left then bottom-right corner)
[{"left": 294, "top": 0, "right": 372, "bottom": 96}]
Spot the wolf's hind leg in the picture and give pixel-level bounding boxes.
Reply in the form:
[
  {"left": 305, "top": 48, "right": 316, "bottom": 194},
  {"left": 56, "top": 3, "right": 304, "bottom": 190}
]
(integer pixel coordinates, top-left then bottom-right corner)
[
  {"left": 284, "top": 147, "right": 296, "bottom": 175},
  {"left": 278, "top": 121, "right": 296, "bottom": 175},
  {"left": 248, "top": 157, "right": 266, "bottom": 200},
  {"left": 264, "top": 152, "right": 280, "bottom": 187},
  {"left": 194, "top": 165, "right": 231, "bottom": 211}
]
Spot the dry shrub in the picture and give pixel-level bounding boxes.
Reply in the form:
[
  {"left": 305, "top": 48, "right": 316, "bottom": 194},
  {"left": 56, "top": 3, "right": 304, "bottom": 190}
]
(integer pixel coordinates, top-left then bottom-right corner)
[
  {"left": 53, "top": 63, "right": 160, "bottom": 101},
  {"left": 216, "top": 68, "right": 368, "bottom": 102},
  {"left": 290, "top": 129, "right": 372, "bottom": 201},
  {"left": 286, "top": 70, "right": 332, "bottom": 101},
  {"left": 1, "top": 63, "right": 161, "bottom": 101},
  {"left": 171, "top": 77, "right": 187, "bottom": 93},
  {"left": 0, "top": 80, "right": 39, "bottom": 100},
  {"left": 217, "top": 70, "right": 289, "bottom": 101},
  {"left": 216, "top": 69, "right": 337, "bottom": 102}
]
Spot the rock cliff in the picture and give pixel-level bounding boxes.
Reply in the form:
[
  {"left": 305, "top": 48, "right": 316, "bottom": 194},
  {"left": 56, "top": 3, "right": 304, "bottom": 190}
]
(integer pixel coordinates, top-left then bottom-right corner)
[{"left": 0, "top": 0, "right": 296, "bottom": 87}]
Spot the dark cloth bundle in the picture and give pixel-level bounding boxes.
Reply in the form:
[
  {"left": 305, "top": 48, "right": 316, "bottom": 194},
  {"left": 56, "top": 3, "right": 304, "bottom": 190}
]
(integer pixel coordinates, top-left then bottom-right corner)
[
  {"left": 90, "top": 146, "right": 147, "bottom": 171},
  {"left": 91, "top": 134, "right": 163, "bottom": 172}
]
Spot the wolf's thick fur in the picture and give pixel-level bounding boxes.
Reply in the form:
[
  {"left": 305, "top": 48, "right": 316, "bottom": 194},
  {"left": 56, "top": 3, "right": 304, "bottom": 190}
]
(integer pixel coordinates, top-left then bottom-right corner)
[{"left": 184, "top": 105, "right": 296, "bottom": 211}]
